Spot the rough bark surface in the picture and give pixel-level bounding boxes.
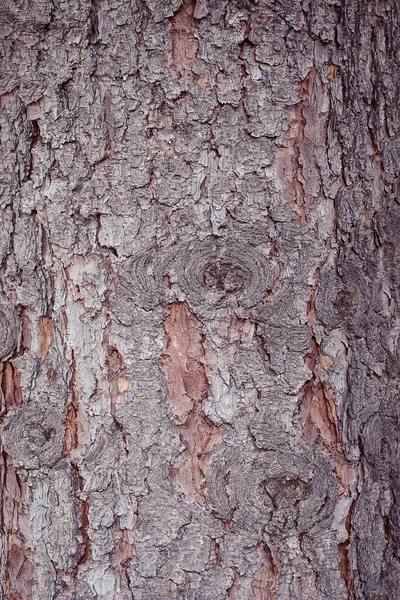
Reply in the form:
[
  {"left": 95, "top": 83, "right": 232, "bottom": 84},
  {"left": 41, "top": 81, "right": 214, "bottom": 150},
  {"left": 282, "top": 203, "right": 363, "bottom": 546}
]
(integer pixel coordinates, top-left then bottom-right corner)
[{"left": 0, "top": 0, "right": 399, "bottom": 599}]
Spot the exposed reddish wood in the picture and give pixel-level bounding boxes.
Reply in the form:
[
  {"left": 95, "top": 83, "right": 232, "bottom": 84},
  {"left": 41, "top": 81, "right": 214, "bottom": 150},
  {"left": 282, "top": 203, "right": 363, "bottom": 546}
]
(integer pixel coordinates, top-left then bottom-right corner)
[
  {"left": 217, "top": 312, "right": 255, "bottom": 346},
  {"left": 227, "top": 567, "right": 241, "bottom": 599},
  {"left": 63, "top": 403, "right": 79, "bottom": 456},
  {"left": 276, "top": 68, "right": 330, "bottom": 225},
  {"left": 211, "top": 538, "right": 222, "bottom": 566},
  {"left": 338, "top": 502, "right": 355, "bottom": 600},
  {"left": 1, "top": 363, "right": 22, "bottom": 410},
  {"left": 111, "top": 528, "right": 135, "bottom": 571},
  {"left": 299, "top": 382, "right": 339, "bottom": 451},
  {"left": 167, "top": 0, "right": 199, "bottom": 73},
  {"left": 162, "top": 302, "right": 222, "bottom": 506},
  {"left": 335, "top": 460, "right": 357, "bottom": 498},
  {"left": 163, "top": 302, "right": 208, "bottom": 421},
  {"left": 107, "top": 347, "right": 126, "bottom": 379},
  {"left": 276, "top": 76, "right": 308, "bottom": 223},
  {"left": 19, "top": 308, "right": 32, "bottom": 352},
  {"left": 38, "top": 316, "right": 53, "bottom": 360},
  {"left": 250, "top": 542, "right": 281, "bottom": 600},
  {"left": 5, "top": 542, "right": 34, "bottom": 600},
  {"left": 300, "top": 269, "right": 357, "bottom": 595},
  {"left": 60, "top": 306, "right": 68, "bottom": 332},
  {"left": 327, "top": 64, "right": 337, "bottom": 80},
  {"left": 300, "top": 269, "right": 341, "bottom": 454}
]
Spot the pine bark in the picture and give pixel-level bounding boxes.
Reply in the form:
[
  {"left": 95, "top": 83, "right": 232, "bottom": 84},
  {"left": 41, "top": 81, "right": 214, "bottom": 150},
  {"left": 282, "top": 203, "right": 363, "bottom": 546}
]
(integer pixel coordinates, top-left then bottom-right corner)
[{"left": 0, "top": 1, "right": 399, "bottom": 599}]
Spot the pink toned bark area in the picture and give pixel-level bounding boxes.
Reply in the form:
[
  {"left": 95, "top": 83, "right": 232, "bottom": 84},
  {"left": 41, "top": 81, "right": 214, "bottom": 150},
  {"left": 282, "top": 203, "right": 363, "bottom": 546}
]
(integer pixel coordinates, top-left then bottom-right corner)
[
  {"left": 111, "top": 528, "right": 135, "bottom": 574},
  {"left": 0, "top": 363, "right": 22, "bottom": 410},
  {"left": 167, "top": 0, "right": 199, "bottom": 74},
  {"left": 163, "top": 302, "right": 209, "bottom": 423},
  {"left": 163, "top": 302, "right": 222, "bottom": 506},
  {"left": 250, "top": 543, "right": 281, "bottom": 600},
  {"left": 6, "top": 543, "right": 34, "bottom": 600},
  {"left": 38, "top": 316, "right": 53, "bottom": 360},
  {"left": 276, "top": 68, "right": 333, "bottom": 227}
]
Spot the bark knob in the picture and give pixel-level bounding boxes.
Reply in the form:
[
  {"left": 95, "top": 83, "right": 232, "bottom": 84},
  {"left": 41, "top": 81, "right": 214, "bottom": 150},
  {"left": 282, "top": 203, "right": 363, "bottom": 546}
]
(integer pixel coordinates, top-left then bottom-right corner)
[{"left": 2, "top": 402, "right": 65, "bottom": 469}]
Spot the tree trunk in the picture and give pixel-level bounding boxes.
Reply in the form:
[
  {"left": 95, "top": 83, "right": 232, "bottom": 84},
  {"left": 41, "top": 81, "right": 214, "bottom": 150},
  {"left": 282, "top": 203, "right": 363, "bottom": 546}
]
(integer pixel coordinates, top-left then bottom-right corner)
[{"left": 0, "top": 0, "right": 399, "bottom": 598}]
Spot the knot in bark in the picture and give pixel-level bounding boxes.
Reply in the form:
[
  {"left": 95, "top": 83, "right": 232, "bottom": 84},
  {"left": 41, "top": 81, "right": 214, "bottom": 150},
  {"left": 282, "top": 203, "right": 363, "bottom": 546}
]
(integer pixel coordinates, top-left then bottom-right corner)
[{"left": 203, "top": 261, "right": 245, "bottom": 293}]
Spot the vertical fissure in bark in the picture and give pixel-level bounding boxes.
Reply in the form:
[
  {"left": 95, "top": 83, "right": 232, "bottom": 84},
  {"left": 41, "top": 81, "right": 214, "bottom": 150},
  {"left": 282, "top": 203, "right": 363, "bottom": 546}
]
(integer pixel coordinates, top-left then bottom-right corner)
[
  {"left": 72, "top": 464, "right": 91, "bottom": 571},
  {"left": 63, "top": 349, "right": 79, "bottom": 457},
  {"left": 89, "top": 0, "right": 101, "bottom": 45}
]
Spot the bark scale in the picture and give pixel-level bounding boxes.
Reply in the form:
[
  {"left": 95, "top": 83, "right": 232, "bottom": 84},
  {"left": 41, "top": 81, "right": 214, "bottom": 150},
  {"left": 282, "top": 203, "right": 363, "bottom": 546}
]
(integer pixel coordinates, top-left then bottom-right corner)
[{"left": 0, "top": 0, "right": 399, "bottom": 599}]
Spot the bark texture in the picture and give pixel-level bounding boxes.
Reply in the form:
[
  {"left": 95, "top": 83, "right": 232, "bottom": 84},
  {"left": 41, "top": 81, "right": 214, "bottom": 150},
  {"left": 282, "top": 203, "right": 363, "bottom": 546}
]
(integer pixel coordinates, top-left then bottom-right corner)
[{"left": 0, "top": 0, "right": 399, "bottom": 598}]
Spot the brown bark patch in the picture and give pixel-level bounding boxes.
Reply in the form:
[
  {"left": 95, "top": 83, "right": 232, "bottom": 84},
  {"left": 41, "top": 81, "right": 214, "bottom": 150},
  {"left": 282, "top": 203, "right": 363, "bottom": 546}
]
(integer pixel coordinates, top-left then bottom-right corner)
[
  {"left": 63, "top": 350, "right": 79, "bottom": 456},
  {"left": 300, "top": 269, "right": 340, "bottom": 454},
  {"left": 301, "top": 270, "right": 357, "bottom": 594},
  {"left": 216, "top": 312, "right": 255, "bottom": 346},
  {"left": 107, "top": 346, "right": 129, "bottom": 409},
  {"left": 5, "top": 542, "right": 34, "bottom": 600},
  {"left": 276, "top": 68, "right": 329, "bottom": 224},
  {"left": 327, "top": 64, "right": 337, "bottom": 80},
  {"left": 38, "top": 316, "right": 53, "bottom": 360},
  {"left": 72, "top": 464, "right": 91, "bottom": 570},
  {"left": 335, "top": 460, "right": 357, "bottom": 497},
  {"left": 111, "top": 528, "right": 135, "bottom": 571},
  {"left": 167, "top": 0, "right": 199, "bottom": 73},
  {"left": 299, "top": 381, "right": 339, "bottom": 451},
  {"left": 162, "top": 302, "right": 222, "bottom": 506},
  {"left": 1, "top": 363, "right": 22, "bottom": 410},
  {"left": 227, "top": 567, "right": 241, "bottom": 599},
  {"left": 19, "top": 308, "right": 32, "bottom": 351},
  {"left": 250, "top": 542, "right": 280, "bottom": 600},
  {"left": 338, "top": 502, "right": 355, "bottom": 599},
  {"left": 162, "top": 302, "right": 208, "bottom": 422},
  {"left": 63, "top": 403, "right": 79, "bottom": 456}
]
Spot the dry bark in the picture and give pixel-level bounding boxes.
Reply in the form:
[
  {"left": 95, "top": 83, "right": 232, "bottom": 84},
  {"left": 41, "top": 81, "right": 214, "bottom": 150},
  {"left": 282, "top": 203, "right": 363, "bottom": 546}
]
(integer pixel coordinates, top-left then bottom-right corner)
[{"left": 0, "top": 0, "right": 399, "bottom": 598}]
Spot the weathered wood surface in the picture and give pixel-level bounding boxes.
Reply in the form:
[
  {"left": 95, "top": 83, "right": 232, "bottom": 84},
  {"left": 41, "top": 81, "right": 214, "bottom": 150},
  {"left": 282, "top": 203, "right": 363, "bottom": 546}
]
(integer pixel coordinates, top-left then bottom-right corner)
[{"left": 0, "top": 0, "right": 399, "bottom": 598}]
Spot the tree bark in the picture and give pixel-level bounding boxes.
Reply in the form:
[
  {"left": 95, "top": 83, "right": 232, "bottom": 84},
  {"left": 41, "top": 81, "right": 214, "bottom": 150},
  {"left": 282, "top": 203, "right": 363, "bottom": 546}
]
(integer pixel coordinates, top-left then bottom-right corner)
[{"left": 0, "top": 0, "right": 399, "bottom": 599}]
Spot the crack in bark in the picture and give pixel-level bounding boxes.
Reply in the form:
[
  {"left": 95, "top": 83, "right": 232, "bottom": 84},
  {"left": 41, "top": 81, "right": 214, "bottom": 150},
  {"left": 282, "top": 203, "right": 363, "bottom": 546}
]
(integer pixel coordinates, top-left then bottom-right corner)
[
  {"left": 63, "top": 349, "right": 79, "bottom": 457},
  {"left": 72, "top": 464, "right": 91, "bottom": 572}
]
